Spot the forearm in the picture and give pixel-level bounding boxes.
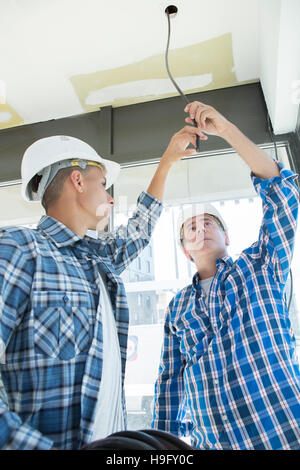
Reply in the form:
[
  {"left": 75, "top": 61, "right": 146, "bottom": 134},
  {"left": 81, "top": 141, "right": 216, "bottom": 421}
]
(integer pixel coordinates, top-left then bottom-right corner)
[
  {"left": 146, "top": 158, "right": 172, "bottom": 201},
  {"left": 101, "top": 191, "right": 162, "bottom": 273},
  {"left": 221, "top": 123, "right": 280, "bottom": 179}
]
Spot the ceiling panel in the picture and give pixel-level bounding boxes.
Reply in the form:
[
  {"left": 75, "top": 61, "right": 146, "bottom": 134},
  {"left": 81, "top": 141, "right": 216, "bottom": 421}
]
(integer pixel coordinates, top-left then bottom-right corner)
[{"left": 0, "top": 0, "right": 260, "bottom": 130}]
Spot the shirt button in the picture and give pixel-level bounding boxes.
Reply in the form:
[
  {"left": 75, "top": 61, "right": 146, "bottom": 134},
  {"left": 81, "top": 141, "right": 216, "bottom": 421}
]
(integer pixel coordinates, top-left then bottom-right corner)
[
  {"left": 214, "top": 379, "right": 218, "bottom": 385},
  {"left": 213, "top": 322, "right": 218, "bottom": 329},
  {"left": 222, "top": 415, "right": 228, "bottom": 422},
  {"left": 63, "top": 295, "right": 69, "bottom": 303}
]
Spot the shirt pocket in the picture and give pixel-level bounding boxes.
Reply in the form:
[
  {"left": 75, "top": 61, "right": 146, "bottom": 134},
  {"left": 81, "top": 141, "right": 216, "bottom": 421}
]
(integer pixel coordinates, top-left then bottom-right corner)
[
  {"left": 175, "top": 311, "right": 210, "bottom": 363},
  {"left": 32, "top": 290, "right": 93, "bottom": 360}
]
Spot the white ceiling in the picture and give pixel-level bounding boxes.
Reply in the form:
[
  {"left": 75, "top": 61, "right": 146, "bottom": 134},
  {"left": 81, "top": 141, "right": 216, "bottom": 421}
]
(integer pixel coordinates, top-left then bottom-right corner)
[{"left": 0, "top": 0, "right": 299, "bottom": 134}]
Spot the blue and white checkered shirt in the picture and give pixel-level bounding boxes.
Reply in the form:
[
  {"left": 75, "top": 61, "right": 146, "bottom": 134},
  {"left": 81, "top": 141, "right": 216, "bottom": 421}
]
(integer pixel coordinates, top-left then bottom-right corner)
[
  {"left": 0, "top": 191, "right": 162, "bottom": 450},
  {"left": 152, "top": 163, "right": 300, "bottom": 450}
]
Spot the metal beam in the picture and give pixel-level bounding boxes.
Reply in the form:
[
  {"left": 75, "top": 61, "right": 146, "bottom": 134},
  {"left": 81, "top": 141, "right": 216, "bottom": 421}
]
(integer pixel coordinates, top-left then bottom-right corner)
[{"left": 0, "top": 82, "right": 294, "bottom": 184}]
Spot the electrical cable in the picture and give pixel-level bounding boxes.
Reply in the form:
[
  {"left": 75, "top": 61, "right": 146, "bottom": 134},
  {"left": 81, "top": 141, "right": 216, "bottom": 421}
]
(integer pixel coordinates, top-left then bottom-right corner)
[{"left": 165, "top": 9, "right": 200, "bottom": 152}]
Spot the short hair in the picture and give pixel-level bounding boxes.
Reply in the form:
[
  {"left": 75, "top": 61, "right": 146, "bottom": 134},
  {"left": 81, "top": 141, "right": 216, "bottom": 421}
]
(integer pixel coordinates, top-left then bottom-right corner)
[
  {"left": 29, "top": 162, "right": 106, "bottom": 212},
  {"left": 42, "top": 167, "right": 85, "bottom": 212}
]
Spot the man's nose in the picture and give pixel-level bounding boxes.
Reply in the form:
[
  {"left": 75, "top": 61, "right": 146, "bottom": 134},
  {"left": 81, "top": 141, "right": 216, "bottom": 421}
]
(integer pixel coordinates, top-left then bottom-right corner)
[{"left": 197, "top": 224, "right": 205, "bottom": 233}]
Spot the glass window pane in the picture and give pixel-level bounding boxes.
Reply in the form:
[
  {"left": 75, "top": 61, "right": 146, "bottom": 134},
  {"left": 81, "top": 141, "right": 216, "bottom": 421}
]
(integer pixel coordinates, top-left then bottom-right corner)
[
  {"left": 113, "top": 145, "right": 290, "bottom": 209},
  {"left": 0, "top": 182, "right": 44, "bottom": 227}
]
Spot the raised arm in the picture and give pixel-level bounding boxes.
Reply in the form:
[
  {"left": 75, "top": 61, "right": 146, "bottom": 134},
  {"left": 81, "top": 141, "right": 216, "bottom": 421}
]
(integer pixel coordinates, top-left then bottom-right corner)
[
  {"left": 184, "top": 102, "right": 299, "bottom": 283},
  {"left": 184, "top": 101, "right": 280, "bottom": 180}
]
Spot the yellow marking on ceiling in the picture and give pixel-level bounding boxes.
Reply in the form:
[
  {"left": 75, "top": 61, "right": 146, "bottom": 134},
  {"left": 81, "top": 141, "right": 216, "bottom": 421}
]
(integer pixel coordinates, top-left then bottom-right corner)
[
  {"left": 71, "top": 33, "right": 258, "bottom": 111},
  {"left": 0, "top": 103, "right": 24, "bottom": 130}
]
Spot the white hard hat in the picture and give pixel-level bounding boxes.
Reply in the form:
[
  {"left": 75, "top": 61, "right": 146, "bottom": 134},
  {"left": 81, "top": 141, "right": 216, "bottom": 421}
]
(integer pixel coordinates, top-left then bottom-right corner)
[
  {"left": 177, "top": 202, "right": 228, "bottom": 251},
  {"left": 21, "top": 135, "right": 120, "bottom": 201}
]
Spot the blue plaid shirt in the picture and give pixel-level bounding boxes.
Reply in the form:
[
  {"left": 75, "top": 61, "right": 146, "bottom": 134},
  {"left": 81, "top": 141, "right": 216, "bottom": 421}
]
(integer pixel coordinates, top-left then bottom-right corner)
[
  {"left": 152, "top": 163, "right": 300, "bottom": 450},
  {"left": 0, "top": 191, "right": 162, "bottom": 450}
]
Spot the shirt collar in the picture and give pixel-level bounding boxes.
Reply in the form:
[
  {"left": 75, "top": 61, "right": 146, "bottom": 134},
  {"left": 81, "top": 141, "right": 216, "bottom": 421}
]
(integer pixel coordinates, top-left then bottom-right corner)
[
  {"left": 216, "top": 255, "right": 234, "bottom": 267},
  {"left": 37, "top": 215, "right": 84, "bottom": 248},
  {"left": 192, "top": 255, "right": 234, "bottom": 290}
]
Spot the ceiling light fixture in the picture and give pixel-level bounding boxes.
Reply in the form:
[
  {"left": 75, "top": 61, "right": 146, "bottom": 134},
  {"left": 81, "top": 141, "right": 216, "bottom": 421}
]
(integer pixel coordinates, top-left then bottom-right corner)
[{"left": 165, "top": 5, "right": 200, "bottom": 151}]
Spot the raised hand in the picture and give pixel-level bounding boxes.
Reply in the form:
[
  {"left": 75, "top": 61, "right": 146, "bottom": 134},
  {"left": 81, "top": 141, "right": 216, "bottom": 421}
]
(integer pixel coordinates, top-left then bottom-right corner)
[
  {"left": 161, "top": 125, "right": 205, "bottom": 165},
  {"left": 184, "top": 101, "right": 232, "bottom": 138}
]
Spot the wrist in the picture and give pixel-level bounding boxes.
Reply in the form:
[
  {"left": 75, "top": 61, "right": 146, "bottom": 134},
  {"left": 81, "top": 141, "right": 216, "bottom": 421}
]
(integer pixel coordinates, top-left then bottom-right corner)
[
  {"left": 159, "top": 155, "right": 173, "bottom": 171},
  {"left": 218, "top": 122, "right": 238, "bottom": 142}
]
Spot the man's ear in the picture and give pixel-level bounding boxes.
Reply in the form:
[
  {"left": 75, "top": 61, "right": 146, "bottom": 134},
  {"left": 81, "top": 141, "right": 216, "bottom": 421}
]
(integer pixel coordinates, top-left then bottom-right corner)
[{"left": 69, "top": 170, "right": 84, "bottom": 193}]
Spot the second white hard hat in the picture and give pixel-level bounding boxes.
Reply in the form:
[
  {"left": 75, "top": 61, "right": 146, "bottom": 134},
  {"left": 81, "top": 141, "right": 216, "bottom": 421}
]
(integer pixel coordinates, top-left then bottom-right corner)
[{"left": 21, "top": 135, "right": 120, "bottom": 201}]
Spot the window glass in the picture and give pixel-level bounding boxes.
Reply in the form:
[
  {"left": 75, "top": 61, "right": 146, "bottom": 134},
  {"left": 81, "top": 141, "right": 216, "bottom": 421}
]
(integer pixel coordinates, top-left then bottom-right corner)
[{"left": 0, "top": 182, "right": 44, "bottom": 227}]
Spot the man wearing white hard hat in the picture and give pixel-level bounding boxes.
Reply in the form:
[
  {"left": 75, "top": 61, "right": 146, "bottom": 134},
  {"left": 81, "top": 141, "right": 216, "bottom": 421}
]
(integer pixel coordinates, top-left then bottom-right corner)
[
  {"left": 153, "top": 102, "right": 300, "bottom": 450},
  {"left": 0, "top": 127, "right": 201, "bottom": 450}
]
